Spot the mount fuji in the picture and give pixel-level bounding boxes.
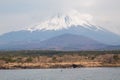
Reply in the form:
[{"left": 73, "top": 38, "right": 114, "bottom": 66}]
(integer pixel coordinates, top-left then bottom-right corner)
[{"left": 0, "top": 10, "right": 120, "bottom": 50}]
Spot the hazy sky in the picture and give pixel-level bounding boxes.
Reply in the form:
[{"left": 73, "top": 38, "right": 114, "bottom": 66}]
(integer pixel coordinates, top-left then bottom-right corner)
[{"left": 0, "top": 0, "right": 120, "bottom": 35}]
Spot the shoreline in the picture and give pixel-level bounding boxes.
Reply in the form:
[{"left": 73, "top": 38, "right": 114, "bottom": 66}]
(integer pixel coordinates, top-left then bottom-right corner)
[
  {"left": 0, "top": 51, "right": 120, "bottom": 69},
  {"left": 0, "top": 62, "right": 120, "bottom": 69},
  {"left": 1, "top": 67, "right": 120, "bottom": 70}
]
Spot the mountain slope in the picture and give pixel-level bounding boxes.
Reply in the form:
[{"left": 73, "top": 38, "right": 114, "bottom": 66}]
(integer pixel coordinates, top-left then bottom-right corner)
[
  {"left": 25, "top": 10, "right": 120, "bottom": 45},
  {"left": 0, "top": 10, "right": 120, "bottom": 50},
  {"left": 0, "top": 34, "right": 110, "bottom": 50},
  {"left": 27, "top": 10, "right": 96, "bottom": 31},
  {"left": 0, "top": 25, "right": 120, "bottom": 45},
  {"left": 36, "top": 34, "right": 109, "bottom": 50}
]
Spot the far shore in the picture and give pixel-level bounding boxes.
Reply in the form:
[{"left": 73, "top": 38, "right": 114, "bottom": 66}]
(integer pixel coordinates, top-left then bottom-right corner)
[
  {"left": 0, "top": 50, "right": 120, "bottom": 69},
  {"left": 0, "top": 62, "right": 120, "bottom": 69}
]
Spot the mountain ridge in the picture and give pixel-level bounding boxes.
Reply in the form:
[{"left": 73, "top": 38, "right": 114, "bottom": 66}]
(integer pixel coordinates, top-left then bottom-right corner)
[
  {"left": 26, "top": 10, "right": 103, "bottom": 32},
  {"left": 1, "top": 25, "right": 120, "bottom": 45},
  {"left": 37, "top": 33, "right": 108, "bottom": 51},
  {"left": 0, "top": 10, "right": 120, "bottom": 50},
  {"left": 0, "top": 33, "right": 120, "bottom": 51}
]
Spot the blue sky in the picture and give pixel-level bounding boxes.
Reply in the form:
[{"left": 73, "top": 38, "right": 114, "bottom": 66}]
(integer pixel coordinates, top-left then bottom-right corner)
[{"left": 0, "top": 0, "right": 120, "bottom": 35}]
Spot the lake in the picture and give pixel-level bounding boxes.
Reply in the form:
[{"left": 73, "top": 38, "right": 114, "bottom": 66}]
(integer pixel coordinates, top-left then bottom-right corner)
[{"left": 0, "top": 68, "right": 120, "bottom": 80}]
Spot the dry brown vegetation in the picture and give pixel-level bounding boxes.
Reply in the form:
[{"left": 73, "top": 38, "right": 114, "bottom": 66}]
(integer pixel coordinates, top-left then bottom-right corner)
[{"left": 0, "top": 51, "right": 120, "bottom": 69}]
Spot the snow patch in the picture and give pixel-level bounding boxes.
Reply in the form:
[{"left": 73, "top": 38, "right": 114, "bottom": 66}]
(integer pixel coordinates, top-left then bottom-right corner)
[{"left": 26, "top": 10, "right": 103, "bottom": 32}]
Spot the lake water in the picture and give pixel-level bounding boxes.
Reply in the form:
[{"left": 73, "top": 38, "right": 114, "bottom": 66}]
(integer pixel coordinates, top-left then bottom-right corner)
[{"left": 0, "top": 68, "right": 120, "bottom": 80}]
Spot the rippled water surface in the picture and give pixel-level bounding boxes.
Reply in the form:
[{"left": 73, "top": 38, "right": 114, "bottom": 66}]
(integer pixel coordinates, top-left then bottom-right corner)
[{"left": 0, "top": 68, "right": 120, "bottom": 80}]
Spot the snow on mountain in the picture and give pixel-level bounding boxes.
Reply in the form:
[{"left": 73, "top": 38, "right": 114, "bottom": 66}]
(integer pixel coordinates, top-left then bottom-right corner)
[
  {"left": 0, "top": 10, "right": 120, "bottom": 50},
  {"left": 27, "top": 10, "right": 103, "bottom": 32}
]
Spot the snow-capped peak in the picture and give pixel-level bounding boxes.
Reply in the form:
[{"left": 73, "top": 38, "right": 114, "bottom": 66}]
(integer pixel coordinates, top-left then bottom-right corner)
[{"left": 27, "top": 10, "right": 103, "bottom": 31}]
